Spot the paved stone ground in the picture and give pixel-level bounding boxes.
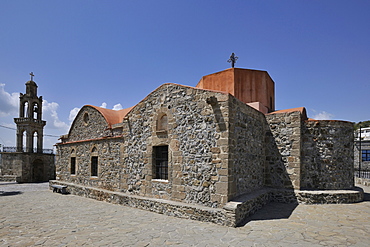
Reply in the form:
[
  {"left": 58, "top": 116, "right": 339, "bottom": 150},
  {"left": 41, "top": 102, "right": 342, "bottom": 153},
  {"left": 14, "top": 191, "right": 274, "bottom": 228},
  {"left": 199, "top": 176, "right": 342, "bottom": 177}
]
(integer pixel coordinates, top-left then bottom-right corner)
[{"left": 0, "top": 182, "right": 369, "bottom": 246}]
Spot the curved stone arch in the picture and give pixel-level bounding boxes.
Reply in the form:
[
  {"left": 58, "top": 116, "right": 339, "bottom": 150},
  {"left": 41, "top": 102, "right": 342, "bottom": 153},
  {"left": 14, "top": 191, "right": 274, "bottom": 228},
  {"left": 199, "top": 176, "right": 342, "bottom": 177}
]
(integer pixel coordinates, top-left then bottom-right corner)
[
  {"left": 20, "top": 101, "right": 29, "bottom": 118},
  {"left": 152, "top": 107, "right": 174, "bottom": 134},
  {"left": 156, "top": 112, "right": 168, "bottom": 132},
  {"left": 83, "top": 112, "right": 90, "bottom": 125},
  {"left": 90, "top": 145, "right": 99, "bottom": 177},
  {"left": 68, "top": 107, "right": 96, "bottom": 135},
  {"left": 32, "top": 102, "right": 40, "bottom": 120},
  {"left": 32, "top": 130, "right": 39, "bottom": 152},
  {"left": 70, "top": 148, "right": 77, "bottom": 175},
  {"left": 150, "top": 107, "right": 175, "bottom": 183},
  {"left": 90, "top": 145, "right": 98, "bottom": 154},
  {"left": 17, "top": 128, "right": 27, "bottom": 151},
  {"left": 67, "top": 106, "right": 111, "bottom": 142},
  {"left": 66, "top": 104, "right": 135, "bottom": 142}
]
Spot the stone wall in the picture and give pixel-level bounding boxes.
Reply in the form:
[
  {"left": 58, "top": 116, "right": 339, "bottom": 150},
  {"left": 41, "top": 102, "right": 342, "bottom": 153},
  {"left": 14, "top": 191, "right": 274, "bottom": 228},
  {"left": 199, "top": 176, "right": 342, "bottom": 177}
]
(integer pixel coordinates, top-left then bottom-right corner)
[
  {"left": 301, "top": 120, "right": 354, "bottom": 190},
  {"left": 228, "top": 97, "right": 267, "bottom": 198},
  {"left": 0, "top": 153, "right": 23, "bottom": 177},
  {"left": 67, "top": 106, "right": 114, "bottom": 142},
  {"left": 25, "top": 153, "right": 55, "bottom": 182},
  {"left": 121, "top": 84, "right": 230, "bottom": 207},
  {"left": 50, "top": 180, "right": 229, "bottom": 226},
  {"left": 55, "top": 138, "right": 123, "bottom": 191},
  {"left": 0, "top": 152, "right": 55, "bottom": 182},
  {"left": 264, "top": 114, "right": 354, "bottom": 191},
  {"left": 56, "top": 105, "right": 124, "bottom": 190},
  {"left": 50, "top": 179, "right": 362, "bottom": 227},
  {"left": 0, "top": 175, "right": 18, "bottom": 182},
  {"left": 265, "top": 111, "right": 303, "bottom": 189},
  {"left": 55, "top": 83, "right": 358, "bottom": 221},
  {"left": 57, "top": 84, "right": 232, "bottom": 208}
]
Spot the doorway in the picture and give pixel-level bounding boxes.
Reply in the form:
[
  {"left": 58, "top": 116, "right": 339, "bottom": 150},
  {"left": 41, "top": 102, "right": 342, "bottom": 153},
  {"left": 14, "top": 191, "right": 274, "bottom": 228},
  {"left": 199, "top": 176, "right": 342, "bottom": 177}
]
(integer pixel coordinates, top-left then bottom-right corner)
[{"left": 32, "top": 159, "right": 44, "bottom": 182}]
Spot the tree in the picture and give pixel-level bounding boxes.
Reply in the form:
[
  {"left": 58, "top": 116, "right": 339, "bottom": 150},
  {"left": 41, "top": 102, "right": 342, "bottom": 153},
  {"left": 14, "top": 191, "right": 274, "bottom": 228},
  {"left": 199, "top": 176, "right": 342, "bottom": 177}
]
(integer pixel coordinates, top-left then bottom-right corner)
[{"left": 354, "top": 120, "right": 370, "bottom": 130}]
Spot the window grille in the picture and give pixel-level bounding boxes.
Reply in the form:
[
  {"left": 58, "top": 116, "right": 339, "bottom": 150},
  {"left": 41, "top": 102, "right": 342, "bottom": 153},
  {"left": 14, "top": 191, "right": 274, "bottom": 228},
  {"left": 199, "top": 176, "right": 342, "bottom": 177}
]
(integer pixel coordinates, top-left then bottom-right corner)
[
  {"left": 71, "top": 157, "right": 76, "bottom": 175},
  {"left": 362, "top": 150, "right": 370, "bottom": 161},
  {"left": 91, "top": 156, "right": 98, "bottom": 176},
  {"left": 153, "top": 146, "right": 168, "bottom": 180}
]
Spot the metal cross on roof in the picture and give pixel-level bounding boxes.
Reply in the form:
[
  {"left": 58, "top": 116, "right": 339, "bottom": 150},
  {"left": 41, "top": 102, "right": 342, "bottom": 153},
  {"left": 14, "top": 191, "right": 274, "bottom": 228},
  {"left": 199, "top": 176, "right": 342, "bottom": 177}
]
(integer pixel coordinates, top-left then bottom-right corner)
[
  {"left": 29, "top": 72, "right": 35, "bottom": 81},
  {"left": 227, "top": 53, "right": 238, "bottom": 68}
]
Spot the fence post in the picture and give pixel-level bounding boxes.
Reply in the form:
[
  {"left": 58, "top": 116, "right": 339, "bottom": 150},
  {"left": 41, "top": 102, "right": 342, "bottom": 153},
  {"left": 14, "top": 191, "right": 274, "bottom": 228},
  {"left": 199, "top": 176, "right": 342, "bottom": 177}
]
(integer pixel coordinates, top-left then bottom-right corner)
[{"left": 359, "top": 125, "right": 362, "bottom": 178}]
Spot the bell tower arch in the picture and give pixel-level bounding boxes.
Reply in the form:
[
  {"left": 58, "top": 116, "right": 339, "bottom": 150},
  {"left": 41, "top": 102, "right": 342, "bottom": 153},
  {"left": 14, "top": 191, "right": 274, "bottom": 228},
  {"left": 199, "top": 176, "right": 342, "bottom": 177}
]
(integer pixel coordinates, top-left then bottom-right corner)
[{"left": 14, "top": 72, "right": 46, "bottom": 153}]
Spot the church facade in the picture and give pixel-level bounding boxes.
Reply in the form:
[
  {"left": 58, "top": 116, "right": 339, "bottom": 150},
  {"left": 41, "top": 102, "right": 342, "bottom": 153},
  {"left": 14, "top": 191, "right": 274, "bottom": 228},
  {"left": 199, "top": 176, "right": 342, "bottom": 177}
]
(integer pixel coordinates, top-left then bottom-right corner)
[
  {"left": 52, "top": 68, "right": 361, "bottom": 226},
  {"left": 0, "top": 75, "right": 55, "bottom": 183}
]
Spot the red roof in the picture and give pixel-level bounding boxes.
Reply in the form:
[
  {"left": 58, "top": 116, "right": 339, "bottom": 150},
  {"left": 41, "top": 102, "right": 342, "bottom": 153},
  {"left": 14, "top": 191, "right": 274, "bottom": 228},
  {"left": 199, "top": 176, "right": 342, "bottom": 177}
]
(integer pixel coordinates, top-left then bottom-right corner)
[
  {"left": 268, "top": 107, "right": 308, "bottom": 120},
  {"left": 87, "top": 105, "right": 134, "bottom": 128}
]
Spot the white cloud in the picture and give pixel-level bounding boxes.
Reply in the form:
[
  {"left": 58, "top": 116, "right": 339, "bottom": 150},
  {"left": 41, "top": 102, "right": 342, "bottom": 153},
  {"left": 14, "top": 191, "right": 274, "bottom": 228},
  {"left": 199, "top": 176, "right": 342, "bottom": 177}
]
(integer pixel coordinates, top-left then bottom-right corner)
[
  {"left": 100, "top": 102, "right": 123, "bottom": 110},
  {"left": 0, "top": 84, "right": 69, "bottom": 132},
  {"left": 312, "top": 111, "right": 334, "bottom": 120},
  {"left": 43, "top": 100, "right": 69, "bottom": 132},
  {"left": 0, "top": 83, "right": 19, "bottom": 117},
  {"left": 68, "top": 107, "right": 80, "bottom": 123},
  {"left": 0, "top": 122, "right": 16, "bottom": 146},
  {"left": 112, "top": 103, "right": 123, "bottom": 110},
  {"left": 0, "top": 84, "right": 70, "bottom": 147}
]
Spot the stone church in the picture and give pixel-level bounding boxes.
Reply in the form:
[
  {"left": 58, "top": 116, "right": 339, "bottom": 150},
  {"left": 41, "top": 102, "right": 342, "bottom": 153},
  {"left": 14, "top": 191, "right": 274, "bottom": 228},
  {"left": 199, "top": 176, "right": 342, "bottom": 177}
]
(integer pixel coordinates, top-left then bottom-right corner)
[
  {"left": 0, "top": 74, "right": 55, "bottom": 182},
  {"left": 52, "top": 67, "right": 362, "bottom": 226}
]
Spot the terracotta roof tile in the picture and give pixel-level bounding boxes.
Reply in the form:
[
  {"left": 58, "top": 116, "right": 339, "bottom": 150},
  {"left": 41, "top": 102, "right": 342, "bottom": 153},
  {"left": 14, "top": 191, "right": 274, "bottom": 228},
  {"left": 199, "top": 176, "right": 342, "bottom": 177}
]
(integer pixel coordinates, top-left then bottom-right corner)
[
  {"left": 79, "top": 83, "right": 229, "bottom": 131},
  {"left": 87, "top": 105, "right": 134, "bottom": 128},
  {"left": 268, "top": 107, "right": 308, "bottom": 119}
]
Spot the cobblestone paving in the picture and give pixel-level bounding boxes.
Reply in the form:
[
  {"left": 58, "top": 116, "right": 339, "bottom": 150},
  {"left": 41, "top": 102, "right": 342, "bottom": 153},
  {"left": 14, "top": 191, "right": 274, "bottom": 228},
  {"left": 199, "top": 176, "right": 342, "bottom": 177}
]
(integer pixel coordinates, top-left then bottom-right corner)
[{"left": 1, "top": 182, "right": 370, "bottom": 246}]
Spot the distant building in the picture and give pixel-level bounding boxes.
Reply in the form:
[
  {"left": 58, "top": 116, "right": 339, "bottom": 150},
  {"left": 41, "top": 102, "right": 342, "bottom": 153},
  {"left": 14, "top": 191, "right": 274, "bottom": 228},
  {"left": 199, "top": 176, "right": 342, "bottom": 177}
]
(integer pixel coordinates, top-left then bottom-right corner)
[
  {"left": 52, "top": 68, "right": 361, "bottom": 227},
  {"left": 356, "top": 127, "right": 370, "bottom": 141},
  {"left": 354, "top": 127, "right": 370, "bottom": 171},
  {"left": 0, "top": 75, "right": 55, "bottom": 182}
]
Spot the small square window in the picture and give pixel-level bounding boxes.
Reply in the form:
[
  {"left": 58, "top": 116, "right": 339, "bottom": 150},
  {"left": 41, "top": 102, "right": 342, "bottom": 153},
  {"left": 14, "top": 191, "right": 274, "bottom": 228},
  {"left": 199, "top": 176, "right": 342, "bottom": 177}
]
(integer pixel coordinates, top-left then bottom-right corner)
[{"left": 362, "top": 150, "right": 370, "bottom": 161}]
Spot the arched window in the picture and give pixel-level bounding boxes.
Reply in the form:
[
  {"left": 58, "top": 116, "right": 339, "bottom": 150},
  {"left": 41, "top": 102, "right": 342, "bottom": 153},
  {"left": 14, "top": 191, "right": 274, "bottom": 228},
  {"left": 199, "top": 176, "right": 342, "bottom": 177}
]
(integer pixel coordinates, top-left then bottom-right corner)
[
  {"left": 156, "top": 114, "right": 168, "bottom": 132},
  {"left": 21, "top": 130, "right": 26, "bottom": 152},
  {"left": 23, "top": 102, "right": 29, "bottom": 118},
  {"left": 70, "top": 149, "right": 76, "bottom": 175},
  {"left": 83, "top": 112, "right": 89, "bottom": 125},
  {"left": 91, "top": 146, "right": 98, "bottom": 177},
  {"left": 33, "top": 103, "right": 39, "bottom": 120},
  {"left": 33, "top": 131, "right": 38, "bottom": 153}
]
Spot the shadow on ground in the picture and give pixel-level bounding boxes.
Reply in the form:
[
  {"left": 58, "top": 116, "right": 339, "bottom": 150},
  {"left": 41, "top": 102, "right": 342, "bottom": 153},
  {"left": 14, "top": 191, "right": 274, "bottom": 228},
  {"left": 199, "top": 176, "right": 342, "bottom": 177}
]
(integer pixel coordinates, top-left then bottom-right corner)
[
  {"left": 238, "top": 202, "right": 298, "bottom": 227},
  {"left": 363, "top": 192, "right": 370, "bottom": 202},
  {"left": 0, "top": 191, "right": 23, "bottom": 196}
]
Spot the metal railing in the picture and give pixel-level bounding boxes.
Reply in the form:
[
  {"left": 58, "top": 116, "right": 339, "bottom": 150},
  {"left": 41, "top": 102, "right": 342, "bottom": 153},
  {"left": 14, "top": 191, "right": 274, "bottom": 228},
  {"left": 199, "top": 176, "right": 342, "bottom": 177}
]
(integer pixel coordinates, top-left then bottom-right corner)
[
  {"left": 355, "top": 170, "right": 370, "bottom": 179},
  {"left": 1, "top": 146, "right": 54, "bottom": 154}
]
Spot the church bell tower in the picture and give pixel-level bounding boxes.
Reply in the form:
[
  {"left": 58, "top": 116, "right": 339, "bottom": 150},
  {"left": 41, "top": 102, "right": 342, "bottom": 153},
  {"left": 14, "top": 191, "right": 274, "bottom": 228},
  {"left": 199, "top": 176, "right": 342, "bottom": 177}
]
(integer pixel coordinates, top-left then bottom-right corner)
[{"left": 14, "top": 73, "right": 46, "bottom": 153}]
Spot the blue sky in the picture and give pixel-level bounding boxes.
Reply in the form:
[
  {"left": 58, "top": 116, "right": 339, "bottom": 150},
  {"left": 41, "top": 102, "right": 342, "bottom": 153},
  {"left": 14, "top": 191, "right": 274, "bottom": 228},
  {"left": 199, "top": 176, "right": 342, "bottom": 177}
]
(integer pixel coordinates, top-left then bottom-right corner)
[{"left": 1, "top": 0, "right": 369, "bottom": 149}]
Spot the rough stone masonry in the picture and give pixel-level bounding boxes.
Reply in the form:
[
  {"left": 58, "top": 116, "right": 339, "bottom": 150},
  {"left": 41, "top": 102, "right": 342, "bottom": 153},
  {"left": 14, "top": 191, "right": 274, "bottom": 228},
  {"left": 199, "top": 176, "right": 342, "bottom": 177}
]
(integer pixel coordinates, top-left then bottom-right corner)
[{"left": 52, "top": 68, "right": 362, "bottom": 226}]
